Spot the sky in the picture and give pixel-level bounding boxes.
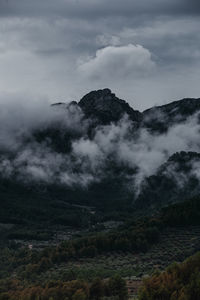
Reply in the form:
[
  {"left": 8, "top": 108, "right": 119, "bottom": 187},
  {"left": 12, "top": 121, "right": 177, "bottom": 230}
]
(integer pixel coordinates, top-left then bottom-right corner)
[{"left": 0, "top": 0, "right": 200, "bottom": 110}]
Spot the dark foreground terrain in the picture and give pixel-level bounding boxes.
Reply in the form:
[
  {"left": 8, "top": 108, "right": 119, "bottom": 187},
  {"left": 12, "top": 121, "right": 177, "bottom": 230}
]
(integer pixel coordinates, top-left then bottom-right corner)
[{"left": 0, "top": 197, "right": 200, "bottom": 299}]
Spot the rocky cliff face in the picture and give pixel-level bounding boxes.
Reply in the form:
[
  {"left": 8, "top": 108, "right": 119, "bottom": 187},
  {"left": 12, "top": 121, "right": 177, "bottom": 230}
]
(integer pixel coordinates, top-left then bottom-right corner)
[{"left": 78, "top": 88, "right": 142, "bottom": 124}]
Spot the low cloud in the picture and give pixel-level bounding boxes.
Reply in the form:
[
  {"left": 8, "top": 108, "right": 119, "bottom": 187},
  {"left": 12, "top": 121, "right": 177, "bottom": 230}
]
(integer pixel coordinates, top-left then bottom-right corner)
[
  {"left": 0, "top": 95, "right": 200, "bottom": 194},
  {"left": 71, "top": 113, "right": 200, "bottom": 192}
]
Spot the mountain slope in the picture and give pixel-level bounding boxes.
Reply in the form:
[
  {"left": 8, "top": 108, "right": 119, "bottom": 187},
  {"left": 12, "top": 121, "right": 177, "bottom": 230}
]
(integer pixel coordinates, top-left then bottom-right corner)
[
  {"left": 142, "top": 97, "right": 200, "bottom": 132},
  {"left": 135, "top": 151, "right": 200, "bottom": 210},
  {"left": 1, "top": 89, "right": 200, "bottom": 224}
]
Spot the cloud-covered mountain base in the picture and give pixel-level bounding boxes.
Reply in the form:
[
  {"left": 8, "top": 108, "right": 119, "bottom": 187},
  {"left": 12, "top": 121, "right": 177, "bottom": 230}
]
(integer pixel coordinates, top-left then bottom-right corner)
[{"left": 1, "top": 88, "right": 200, "bottom": 218}]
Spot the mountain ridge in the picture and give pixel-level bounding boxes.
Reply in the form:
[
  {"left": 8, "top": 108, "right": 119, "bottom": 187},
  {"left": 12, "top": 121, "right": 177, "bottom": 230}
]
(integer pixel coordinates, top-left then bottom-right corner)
[
  {"left": 53, "top": 89, "right": 200, "bottom": 132},
  {"left": 1, "top": 88, "right": 200, "bottom": 225}
]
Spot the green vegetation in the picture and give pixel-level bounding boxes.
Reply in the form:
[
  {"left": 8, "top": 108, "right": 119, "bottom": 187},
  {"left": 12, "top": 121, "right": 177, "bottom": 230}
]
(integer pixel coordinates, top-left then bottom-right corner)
[
  {"left": 0, "top": 275, "right": 128, "bottom": 300},
  {"left": 1, "top": 196, "right": 200, "bottom": 299},
  {"left": 138, "top": 251, "right": 200, "bottom": 300},
  {"left": 161, "top": 196, "right": 200, "bottom": 226}
]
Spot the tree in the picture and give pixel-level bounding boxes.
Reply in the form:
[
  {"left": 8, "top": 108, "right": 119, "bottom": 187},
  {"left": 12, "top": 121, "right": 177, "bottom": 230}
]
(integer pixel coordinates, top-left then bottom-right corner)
[
  {"left": 72, "top": 289, "right": 87, "bottom": 300},
  {"left": 90, "top": 278, "right": 104, "bottom": 300},
  {"left": 107, "top": 275, "right": 128, "bottom": 300}
]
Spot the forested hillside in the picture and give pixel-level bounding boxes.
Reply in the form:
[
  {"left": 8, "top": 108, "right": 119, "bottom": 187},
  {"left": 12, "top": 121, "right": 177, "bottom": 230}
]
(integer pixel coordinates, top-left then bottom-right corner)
[{"left": 138, "top": 251, "right": 200, "bottom": 300}]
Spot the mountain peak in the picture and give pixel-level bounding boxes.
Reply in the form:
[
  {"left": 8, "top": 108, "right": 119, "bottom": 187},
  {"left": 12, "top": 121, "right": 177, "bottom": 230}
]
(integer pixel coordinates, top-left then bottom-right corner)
[
  {"left": 78, "top": 88, "right": 142, "bottom": 124},
  {"left": 78, "top": 88, "right": 116, "bottom": 107}
]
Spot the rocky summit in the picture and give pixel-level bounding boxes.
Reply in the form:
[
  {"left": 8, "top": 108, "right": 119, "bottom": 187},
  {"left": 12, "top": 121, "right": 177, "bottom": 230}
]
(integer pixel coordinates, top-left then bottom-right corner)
[{"left": 78, "top": 88, "right": 142, "bottom": 124}]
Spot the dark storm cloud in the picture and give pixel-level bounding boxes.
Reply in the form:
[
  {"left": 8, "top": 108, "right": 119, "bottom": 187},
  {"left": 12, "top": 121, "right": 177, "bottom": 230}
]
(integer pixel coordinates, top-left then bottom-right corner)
[
  {"left": 0, "top": 0, "right": 200, "bottom": 19},
  {"left": 181, "top": 0, "right": 200, "bottom": 14}
]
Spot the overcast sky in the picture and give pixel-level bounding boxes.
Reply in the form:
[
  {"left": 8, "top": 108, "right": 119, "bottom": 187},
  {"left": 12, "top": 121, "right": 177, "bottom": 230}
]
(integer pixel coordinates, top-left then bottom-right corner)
[{"left": 0, "top": 0, "right": 200, "bottom": 110}]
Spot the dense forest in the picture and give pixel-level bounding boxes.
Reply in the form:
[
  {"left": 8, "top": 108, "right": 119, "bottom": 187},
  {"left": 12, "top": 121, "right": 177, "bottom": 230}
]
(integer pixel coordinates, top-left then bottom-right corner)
[{"left": 1, "top": 197, "right": 200, "bottom": 299}]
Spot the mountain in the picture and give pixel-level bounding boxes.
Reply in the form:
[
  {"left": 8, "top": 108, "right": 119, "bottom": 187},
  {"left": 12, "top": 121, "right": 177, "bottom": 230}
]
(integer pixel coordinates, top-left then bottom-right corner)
[
  {"left": 142, "top": 98, "right": 200, "bottom": 132},
  {"left": 1, "top": 88, "right": 200, "bottom": 227},
  {"left": 77, "top": 90, "right": 200, "bottom": 131},
  {"left": 135, "top": 151, "right": 200, "bottom": 210},
  {"left": 78, "top": 88, "right": 142, "bottom": 124},
  {"left": 74, "top": 89, "right": 200, "bottom": 130}
]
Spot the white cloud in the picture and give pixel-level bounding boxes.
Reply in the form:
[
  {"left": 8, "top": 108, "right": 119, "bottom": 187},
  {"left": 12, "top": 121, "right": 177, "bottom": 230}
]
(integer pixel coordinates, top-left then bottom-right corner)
[
  {"left": 78, "top": 44, "right": 155, "bottom": 80},
  {"left": 0, "top": 2, "right": 200, "bottom": 110}
]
